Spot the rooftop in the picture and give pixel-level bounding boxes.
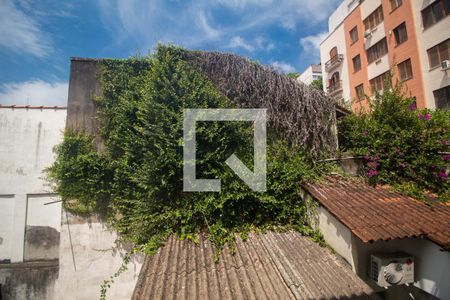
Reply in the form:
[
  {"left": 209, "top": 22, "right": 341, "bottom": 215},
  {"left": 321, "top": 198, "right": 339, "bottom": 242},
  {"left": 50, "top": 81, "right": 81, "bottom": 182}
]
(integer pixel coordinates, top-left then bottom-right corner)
[
  {"left": 0, "top": 104, "right": 67, "bottom": 110},
  {"left": 304, "top": 176, "right": 450, "bottom": 250},
  {"left": 132, "top": 231, "right": 378, "bottom": 300}
]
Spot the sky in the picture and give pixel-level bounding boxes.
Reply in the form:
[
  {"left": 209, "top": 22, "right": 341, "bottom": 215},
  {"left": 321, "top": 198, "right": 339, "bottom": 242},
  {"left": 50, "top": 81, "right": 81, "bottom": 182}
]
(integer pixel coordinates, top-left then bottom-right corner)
[{"left": 0, "top": 0, "right": 340, "bottom": 106}]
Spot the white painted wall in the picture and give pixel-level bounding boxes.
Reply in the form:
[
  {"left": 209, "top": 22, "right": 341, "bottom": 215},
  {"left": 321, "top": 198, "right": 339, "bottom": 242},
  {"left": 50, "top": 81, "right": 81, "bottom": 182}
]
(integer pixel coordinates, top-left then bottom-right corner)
[
  {"left": 0, "top": 195, "right": 15, "bottom": 261},
  {"left": 320, "top": 22, "right": 351, "bottom": 102},
  {"left": 298, "top": 65, "right": 322, "bottom": 85},
  {"left": 367, "top": 54, "right": 390, "bottom": 80},
  {"left": 411, "top": 1, "right": 450, "bottom": 109},
  {"left": 0, "top": 107, "right": 66, "bottom": 262},
  {"left": 360, "top": 0, "right": 381, "bottom": 20},
  {"left": 54, "top": 212, "right": 143, "bottom": 300},
  {"left": 317, "top": 206, "right": 356, "bottom": 270},
  {"left": 328, "top": 0, "right": 360, "bottom": 32},
  {"left": 364, "top": 22, "right": 386, "bottom": 50}
]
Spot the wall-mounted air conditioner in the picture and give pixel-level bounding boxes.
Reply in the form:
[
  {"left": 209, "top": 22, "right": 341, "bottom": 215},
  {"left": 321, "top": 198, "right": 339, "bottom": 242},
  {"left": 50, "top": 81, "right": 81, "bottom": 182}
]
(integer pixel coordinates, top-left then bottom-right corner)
[
  {"left": 442, "top": 60, "right": 450, "bottom": 71},
  {"left": 369, "top": 253, "right": 414, "bottom": 287},
  {"left": 364, "top": 30, "right": 372, "bottom": 38}
]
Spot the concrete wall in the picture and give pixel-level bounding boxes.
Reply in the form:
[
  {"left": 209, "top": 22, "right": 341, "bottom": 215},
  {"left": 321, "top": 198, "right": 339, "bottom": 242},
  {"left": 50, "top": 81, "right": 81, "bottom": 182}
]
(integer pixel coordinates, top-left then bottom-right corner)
[
  {"left": 0, "top": 107, "right": 66, "bottom": 299},
  {"left": 0, "top": 107, "right": 66, "bottom": 263},
  {"left": 54, "top": 212, "right": 143, "bottom": 300}
]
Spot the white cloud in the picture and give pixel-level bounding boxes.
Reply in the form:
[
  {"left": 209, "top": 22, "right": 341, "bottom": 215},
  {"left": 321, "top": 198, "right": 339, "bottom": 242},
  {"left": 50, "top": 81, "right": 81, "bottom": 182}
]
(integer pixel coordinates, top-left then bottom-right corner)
[
  {"left": 0, "top": 80, "right": 68, "bottom": 106},
  {"left": 95, "top": 0, "right": 340, "bottom": 51},
  {"left": 0, "top": 0, "right": 52, "bottom": 58},
  {"left": 228, "top": 36, "right": 254, "bottom": 52},
  {"left": 300, "top": 32, "right": 328, "bottom": 53},
  {"left": 271, "top": 61, "right": 296, "bottom": 73}
]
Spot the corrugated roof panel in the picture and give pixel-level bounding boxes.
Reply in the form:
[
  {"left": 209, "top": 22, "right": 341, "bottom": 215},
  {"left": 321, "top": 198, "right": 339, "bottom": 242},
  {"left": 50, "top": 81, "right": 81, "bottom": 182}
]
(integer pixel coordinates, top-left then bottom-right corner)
[{"left": 132, "top": 232, "right": 378, "bottom": 299}]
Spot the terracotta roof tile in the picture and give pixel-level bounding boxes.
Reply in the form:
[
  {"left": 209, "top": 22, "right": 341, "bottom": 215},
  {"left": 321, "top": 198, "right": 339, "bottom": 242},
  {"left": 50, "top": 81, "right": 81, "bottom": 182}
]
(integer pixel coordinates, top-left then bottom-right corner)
[
  {"left": 304, "top": 175, "right": 450, "bottom": 250},
  {"left": 132, "top": 231, "right": 379, "bottom": 300}
]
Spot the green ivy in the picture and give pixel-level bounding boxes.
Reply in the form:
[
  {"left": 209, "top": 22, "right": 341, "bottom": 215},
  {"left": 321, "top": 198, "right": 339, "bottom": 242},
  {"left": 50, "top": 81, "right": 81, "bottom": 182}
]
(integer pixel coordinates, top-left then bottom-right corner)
[
  {"left": 338, "top": 84, "right": 450, "bottom": 202},
  {"left": 47, "top": 45, "right": 336, "bottom": 258}
]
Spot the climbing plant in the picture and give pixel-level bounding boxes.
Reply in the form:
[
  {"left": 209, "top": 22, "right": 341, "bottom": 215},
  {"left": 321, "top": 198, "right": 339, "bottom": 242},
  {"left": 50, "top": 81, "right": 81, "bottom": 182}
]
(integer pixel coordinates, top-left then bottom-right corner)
[{"left": 47, "top": 45, "right": 337, "bottom": 259}]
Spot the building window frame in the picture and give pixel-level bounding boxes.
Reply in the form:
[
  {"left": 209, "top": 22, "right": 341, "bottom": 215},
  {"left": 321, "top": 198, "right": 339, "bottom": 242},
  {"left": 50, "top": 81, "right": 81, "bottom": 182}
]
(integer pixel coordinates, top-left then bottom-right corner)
[
  {"left": 433, "top": 85, "right": 450, "bottom": 109},
  {"left": 352, "top": 54, "right": 362, "bottom": 72},
  {"left": 421, "top": 0, "right": 450, "bottom": 29},
  {"left": 397, "top": 58, "right": 413, "bottom": 82},
  {"left": 349, "top": 26, "right": 359, "bottom": 44},
  {"left": 389, "top": 0, "right": 403, "bottom": 12},
  {"left": 370, "top": 71, "right": 391, "bottom": 93},
  {"left": 355, "top": 84, "right": 365, "bottom": 100},
  {"left": 393, "top": 22, "right": 408, "bottom": 46},
  {"left": 367, "top": 38, "right": 388, "bottom": 64},
  {"left": 427, "top": 38, "right": 450, "bottom": 69},
  {"left": 364, "top": 6, "right": 384, "bottom": 31}
]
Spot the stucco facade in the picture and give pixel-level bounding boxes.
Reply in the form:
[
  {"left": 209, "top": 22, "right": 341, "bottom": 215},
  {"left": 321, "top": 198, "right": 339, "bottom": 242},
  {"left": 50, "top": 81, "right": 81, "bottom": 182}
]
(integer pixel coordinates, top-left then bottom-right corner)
[{"left": 320, "top": 0, "right": 450, "bottom": 111}]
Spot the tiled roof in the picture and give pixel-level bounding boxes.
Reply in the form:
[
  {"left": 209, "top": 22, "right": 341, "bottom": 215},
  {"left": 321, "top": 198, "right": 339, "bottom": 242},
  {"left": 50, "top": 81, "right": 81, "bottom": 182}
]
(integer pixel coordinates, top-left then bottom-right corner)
[
  {"left": 304, "top": 176, "right": 450, "bottom": 250},
  {"left": 132, "top": 231, "right": 378, "bottom": 300}
]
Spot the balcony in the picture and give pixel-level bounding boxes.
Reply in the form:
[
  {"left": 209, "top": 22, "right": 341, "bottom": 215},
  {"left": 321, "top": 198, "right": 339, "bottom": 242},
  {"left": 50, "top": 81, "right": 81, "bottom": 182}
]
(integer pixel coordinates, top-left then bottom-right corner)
[
  {"left": 327, "top": 80, "right": 343, "bottom": 97},
  {"left": 325, "top": 54, "right": 344, "bottom": 72}
]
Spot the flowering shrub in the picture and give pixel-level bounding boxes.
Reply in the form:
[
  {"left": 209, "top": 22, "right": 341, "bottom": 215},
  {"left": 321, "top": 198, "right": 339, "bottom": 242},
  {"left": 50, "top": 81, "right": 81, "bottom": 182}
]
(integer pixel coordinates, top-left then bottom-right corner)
[{"left": 338, "top": 84, "right": 450, "bottom": 202}]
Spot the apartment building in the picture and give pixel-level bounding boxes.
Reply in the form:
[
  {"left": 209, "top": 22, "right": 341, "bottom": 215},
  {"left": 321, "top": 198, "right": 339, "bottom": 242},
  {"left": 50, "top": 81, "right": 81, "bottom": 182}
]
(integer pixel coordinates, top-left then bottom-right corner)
[
  {"left": 297, "top": 63, "right": 322, "bottom": 85},
  {"left": 320, "top": 0, "right": 450, "bottom": 112}
]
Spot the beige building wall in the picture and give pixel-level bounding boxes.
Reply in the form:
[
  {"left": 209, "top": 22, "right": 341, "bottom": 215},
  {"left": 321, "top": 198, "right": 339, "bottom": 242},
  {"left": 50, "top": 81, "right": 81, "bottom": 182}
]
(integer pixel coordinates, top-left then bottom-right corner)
[
  {"left": 411, "top": 0, "right": 450, "bottom": 108},
  {"left": 320, "top": 22, "right": 352, "bottom": 105}
]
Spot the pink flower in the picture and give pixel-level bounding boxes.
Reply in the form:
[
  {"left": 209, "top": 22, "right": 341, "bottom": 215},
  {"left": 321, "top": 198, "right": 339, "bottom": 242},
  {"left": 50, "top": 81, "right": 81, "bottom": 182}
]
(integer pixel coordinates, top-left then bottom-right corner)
[
  {"left": 367, "top": 169, "right": 378, "bottom": 178},
  {"left": 362, "top": 131, "right": 368, "bottom": 137},
  {"left": 443, "top": 154, "right": 450, "bottom": 161},
  {"left": 438, "top": 171, "right": 448, "bottom": 180},
  {"left": 408, "top": 102, "right": 417, "bottom": 111},
  {"left": 418, "top": 113, "right": 431, "bottom": 121}
]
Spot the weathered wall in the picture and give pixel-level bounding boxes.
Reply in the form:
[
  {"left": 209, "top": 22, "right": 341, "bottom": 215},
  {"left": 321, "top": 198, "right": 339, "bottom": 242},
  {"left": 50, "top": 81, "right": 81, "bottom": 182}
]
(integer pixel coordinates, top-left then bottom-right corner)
[
  {"left": 0, "top": 108, "right": 66, "bottom": 263},
  {"left": 66, "top": 58, "right": 101, "bottom": 137},
  {"left": 54, "top": 212, "right": 143, "bottom": 300},
  {"left": 0, "top": 107, "right": 66, "bottom": 300},
  {"left": 0, "top": 261, "right": 58, "bottom": 300}
]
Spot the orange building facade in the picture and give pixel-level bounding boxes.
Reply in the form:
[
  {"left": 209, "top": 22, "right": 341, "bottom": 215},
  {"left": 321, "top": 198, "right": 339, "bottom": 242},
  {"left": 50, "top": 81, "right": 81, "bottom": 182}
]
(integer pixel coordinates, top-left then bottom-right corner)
[{"left": 320, "top": 0, "right": 450, "bottom": 112}]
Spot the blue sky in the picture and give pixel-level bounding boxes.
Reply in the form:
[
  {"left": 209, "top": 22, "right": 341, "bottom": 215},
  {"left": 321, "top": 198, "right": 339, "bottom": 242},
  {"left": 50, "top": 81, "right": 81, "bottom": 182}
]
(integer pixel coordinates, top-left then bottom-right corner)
[{"left": 0, "top": 0, "right": 340, "bottom": 106}]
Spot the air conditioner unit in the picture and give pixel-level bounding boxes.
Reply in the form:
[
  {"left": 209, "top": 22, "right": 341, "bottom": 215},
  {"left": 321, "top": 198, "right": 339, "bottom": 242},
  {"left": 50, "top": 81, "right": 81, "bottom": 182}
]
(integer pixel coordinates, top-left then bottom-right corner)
[
  {"left": 369, "top": 253, "right": 414, "bottom": 287},
  {"left": 364, "top": 30, "right": 372, "bottom": 38},
  {"left": 442, "top": 60, "right": 450, "bottom": 71}
]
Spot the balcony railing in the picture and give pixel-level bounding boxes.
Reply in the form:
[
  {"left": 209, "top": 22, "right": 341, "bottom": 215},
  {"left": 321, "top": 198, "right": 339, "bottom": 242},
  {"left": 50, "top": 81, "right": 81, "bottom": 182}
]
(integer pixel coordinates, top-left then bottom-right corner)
[
  {"left": 325, "top": 54, "right": 344, "bottom": 72},
  {"left": 327, "top": 80, "right": 342, "bottom": 96}
]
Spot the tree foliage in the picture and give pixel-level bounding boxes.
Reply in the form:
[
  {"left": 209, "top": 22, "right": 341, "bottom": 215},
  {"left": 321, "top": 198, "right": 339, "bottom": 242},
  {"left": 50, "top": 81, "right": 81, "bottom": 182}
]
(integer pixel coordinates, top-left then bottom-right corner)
[
  {"left": 48, "top": 45, "right": 336, "bottom": 256},
  {"left": 338, "top": 84, "right": 450, "bottom": 202},
  {"left": 310, "top": 78, "right": 323, "bottom": 91}
]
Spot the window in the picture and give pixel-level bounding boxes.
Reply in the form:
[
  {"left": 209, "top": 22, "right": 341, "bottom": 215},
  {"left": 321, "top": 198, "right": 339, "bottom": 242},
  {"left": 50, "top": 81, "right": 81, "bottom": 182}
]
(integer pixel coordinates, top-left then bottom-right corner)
[
  {"left": 398, "top": 59, "right": 413, "bottom": 81},
  {"left": 367, "top": 38, "right": 388, "bottom": 64},
  {"left": 355, "top": 84, "right": 365, "bottom": 100},
  {"left": 330, "top": 47, "right": 338, "bottom": 59},
  {"left": 370, "top": 71, "right": 391, "bottom": 93},
  {"left": 427, "top": 38, "right": 450, "bottom": 69},
  {"left": 350, "top": 26, "right": 358, "bottom": 44},
  {"left": 393, "top": 22, "right": 408, "bottom": 45},
  {"left": 364, "top": 6, "right": 384, "bottom": 31},
  {"left": 433, "top": 85, "right": 450, "bottom": 109},
  {"left": 422, "top": 0, "right": 450, "bottom": 29},
  {"left": 353, "top": 54, "right": 361, "bottom": 72},
  {"left": 390, "top": 0, "right": 402, "bottom": 11}
]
